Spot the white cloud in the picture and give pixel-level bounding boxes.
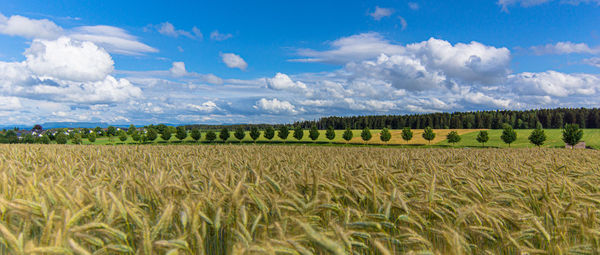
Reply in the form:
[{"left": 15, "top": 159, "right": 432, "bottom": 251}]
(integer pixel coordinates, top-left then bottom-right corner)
[
  {"left": 254, "top": 98, "right": 298, "bottom": 114},
  {"left": 530, "top": 42, "right": 600, "bottom": 55},
  {"left": 464, "top": 91, "right": 511, "bottom": 108},
  {"left": 25, "top": 37, "right": 114, "bottom": 82},
  {"left": 583, "top": 57, "right": 600, "bottom": 68},
  {"left": 408, "top": 2, "right": 420, "bottom": 10},
  {"left": 498, "top": 0, "right": 600, "bottom": 11},
  {"left": 188, "top": 101, "right": 219, "bottom": 112},
  {"left": 0, "top": 13, "right": 156, "bottom": 55},
  {"left": 156, "top": 22, "right": 201, "bottom": 40},
  {"left": 31, "top": 75, "right": 142, "bottom": 103},
  {"left": 369, "top": 7, "right": 394, "bottom": 20},
  {"left": 0, "top": 13, "right": 63, "bottom": 39},
  {"left": 210, "top": 30, "right": 233, "bottom": 41},
  {"left": 293, "top": 32, "right": 405, "bottom": 63},
  {"left": 221, "top": 53, "right": 247, "bottom": 70},
  {"left": 398, "top": 16, "right": 408, "bottom": 30},
  {"left": 169, "top": 61, "right": 187, "bottom": 77},
  {"left": 0, "top": 96, "right": 22, "bottom": 110},
  {"left": 508, "top": 71, "right": 600, "bottom": 97},
  {"left": 266, "top": 73, "right": 308, "bottom": 91}
]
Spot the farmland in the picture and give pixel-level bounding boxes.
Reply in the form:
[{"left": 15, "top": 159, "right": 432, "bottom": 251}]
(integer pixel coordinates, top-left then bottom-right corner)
[
  {"left": 1, "top": 144, "right": 600, "bottom": 254},
  {"left": 80, "top": 129, "right": 600, "bottom": 149}
]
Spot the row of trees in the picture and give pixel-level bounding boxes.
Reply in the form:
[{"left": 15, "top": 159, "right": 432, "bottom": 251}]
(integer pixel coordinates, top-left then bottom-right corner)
[{"left": 295, "top": 108, "right": 600, "bottom": 130}]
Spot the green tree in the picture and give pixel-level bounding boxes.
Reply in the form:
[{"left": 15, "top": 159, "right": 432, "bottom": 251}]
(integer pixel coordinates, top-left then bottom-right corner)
[
  {"left": 325, "top": 126, "right": 336, "bottom": 142},
  {"left": 342, "top": 127, "right": 353, "bottom": 143},
  {"left": 71, "top": 134, "right": 82, "bottom": 144},
  {"left": 88, "top": 132, "right": 96, "bottom": 143},
  {"left": 205, "top": 130, "right": 217, "bottom": 142},
  {"left": 360, "top": 127, "right": 372, "bottom": 143},
  {"left": 176, "top": 126, "right": 188, "bottom": 142},
  {"left": 500, "top": 124, "right": 517, "bottom": 147},
  {"left": 94, "top": 127, "right": 103, "bottom": 136},
  {"left": 132, "top": 131, "right": 141, "bottom": 143},
  {"left": 264, "top": 126, "right": 275, "bottom": 141},
  {"left": 528, "top": 123, "right": 546, "bottom": 147},
  {"left": 127, "top": 124, "right": 136, "bottom": 135},
  {"left": 23, "top": 134, "right": 35, "bottom": 144},
  {"left": 234, "top": 127, "right": 246, "bottom": 142},
  {"left": 161, "top": 128, "right": 172, "bottom": 142},
  {"left": 249, "top": 126, "right": 261, "bottom": 142},
  {"left": 190, "top": 128, "right": 201, "bottom": 142},
  {"left": 146, "top": 129, "right": 158, "bottom": 142},
  {"left": 219, "top": 128, "right": 230, "bottom": 142},
  {"left": 293, "top": 126, "right": 304, "bottom": 141},
  {"left": 40, "top": 135, "right": 51, "bottom": 144},
  {"left": 309, "top": 125, "right": 320, "bottom": 141},
  {"left": 278, "top": 126, "right": 289, "bottom": 141},
  {"left": 422, "top": 127, "right": 436, "bottom": 145},
  {"left": 401, "top": 127, "right": 413, "bottom": 144},
  {"left": 446, "top": 131, "right": 461, "bottom": 146},
  {"left": 107, "top": 126, "right": 117, "bottom": 136},
  {"left": 562, "top": 124, "right": 583, "bottom": 148},
  {"left": 118, "top": 130, "right": 128, "bottom": 142},
  {"left": 56, "top": 133, "right": 68, "bottom": 144},
  {"left": 476, "top": 130, "right": 489, "bottom": 147},
  {"left": 380, "top": 128, "right": 391, "bottom": 143},
  {"left": 4, "top": 130, "right": 19, "bottom": 144}
]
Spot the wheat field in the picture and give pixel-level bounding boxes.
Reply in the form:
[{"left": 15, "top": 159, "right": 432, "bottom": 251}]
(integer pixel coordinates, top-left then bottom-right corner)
[{"left": 1, "top": 144, "right": 599, "bottom": 254}]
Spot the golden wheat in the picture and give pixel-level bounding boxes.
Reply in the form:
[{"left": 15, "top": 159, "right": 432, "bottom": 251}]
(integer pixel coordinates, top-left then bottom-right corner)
[{"left": 0, "top": 144, "right": 599, "bottom": 254}]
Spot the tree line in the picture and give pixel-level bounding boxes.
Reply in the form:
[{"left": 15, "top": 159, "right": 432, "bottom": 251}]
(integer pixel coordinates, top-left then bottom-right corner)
[
  {"left": 294, "top": 108, "right": 600, "bottom": 130},
  {"left": 0, "top": 123, "right": 586, "bottom": 149}
]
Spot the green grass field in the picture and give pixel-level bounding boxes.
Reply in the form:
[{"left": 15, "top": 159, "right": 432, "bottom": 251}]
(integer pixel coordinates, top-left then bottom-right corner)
[{"left": 79, "top": 129, "right": 600, "bottom": 148}]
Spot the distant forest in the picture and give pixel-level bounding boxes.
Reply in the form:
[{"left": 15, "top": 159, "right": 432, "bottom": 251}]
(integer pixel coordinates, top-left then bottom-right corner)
[{"left": 292, "top": 108, "right": 600, "bottom": 130}]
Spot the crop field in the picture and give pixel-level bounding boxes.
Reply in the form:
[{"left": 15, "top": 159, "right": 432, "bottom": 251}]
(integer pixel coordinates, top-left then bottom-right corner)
[{"left": 1, "top": 144, "right": 600, "bottom": 254}]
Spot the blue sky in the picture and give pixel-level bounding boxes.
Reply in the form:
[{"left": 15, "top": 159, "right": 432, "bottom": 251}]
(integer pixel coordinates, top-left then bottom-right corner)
[{"left": 0, "top": 0, "right": 599, "bottom": 125}]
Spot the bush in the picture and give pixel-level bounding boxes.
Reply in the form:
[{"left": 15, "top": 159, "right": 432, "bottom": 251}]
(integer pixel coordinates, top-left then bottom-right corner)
[
  {"left": 161, "top": 128, "right": 172, "bottom": 142},
  {"left": 176, "top": 126, "right": 188, "bottom": 141},
  {"left": 219, "top": 128, "right": 230, "bottom": 142},
  {"left": 380, "top": 128, "right": 391, "bottom": 143},
  {"left": 361, "top": 127, "right": 372, "bottom": 143},
  {"left": 476, "top": 131, "right": 489, "bottom": 146},
  {"left": 234, "top": 128, "right": 246, "bottom": 142},
  {"left": 190, "top": 128, "right": 201, "bottom": 142},
  {"left": 501, "top": 124, "right": 517, "bottom": 147},
  {"left": 249, "top": 126, "right": 260, "bottom": 142},
  {"left": 56, "top": 133, "right": 68, "bottom": 144},
  {"left": 342, "top": 127, "right": 353, "bottom": 142},
  {"left": 118, "top": 130, "right": 128, "bottom": 142},
  {"left": 446, "top": 131, "right": 461, "bottom": 145},
  {"left": 264, "top": 126, "right": 275, "bottom": 140},
  {"left": 528, "top": 124, "right": 546, "bottom": 147},
  {"left": 309, "top": 125, "right": 319, "bottom": 141},
  {"left": 422, "top": 127, "right": 435, "bottom": 145},
  {"left": 278, "top": 126, "right": 289, "bottom": 141},
  {"left": 88, "top": 133, "right": 96, "bottom": 143},
  {"left": 325, "top": 126, "right": 335, "bottom": 142},
  {"left": 401, "top": 127, "right": 413, "bottom": 144},
  {"left": 205, "top": 130, "right": 217, "bottom": 142},
  {"left": 562, "top": 124, "right": 583, "bottom": 148},
  {"left": 146, "top": 129, "right": 158, "bottom": 142},
  {"left": 293, "top": 126, "right": 304, "bottom": 141}
]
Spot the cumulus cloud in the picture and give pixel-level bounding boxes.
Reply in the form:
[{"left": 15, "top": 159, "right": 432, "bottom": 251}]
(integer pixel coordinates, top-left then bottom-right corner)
[
  {"left": 507, "top": 71, "right": 600, "bottom": 97},
  {"left": 188, "top": 101, "right": 220, "bottom": 113},
  {"left": 266, "top": 73, "right": 308, "bottom": 91},
  {"left": 25, "top": 37, "right": 114, "bottom": 82},
  {"left": 0, "top": 13, "right": 156, "bottom": 55},
  {"left": 530, "top": 42, "right": 600, "bottom": 55},
  {"left": 0, "top": 37, "right": 141, "bottom": 105},
  {"left": 155, "top": 22, "right": 202, "bottom": 40},
  {"left": 254, "top": 98, "right": 298, "bottom": 114},
  {"left": 169, "top": 62, "right": 187, "bottom": 77},
  {"left": 369, "top": 7, "right": 394, "bottom": 20},
  {"left": 0, "top": 96, "right": 22, "bottom": 110},
  {"left": 221, "top": 53, "right": 247, "bottom": 70},
  {"left": 0, "top": 13, "right": 63, "bottom": 39},
  {"left": 210, "top": 30, "right": 233, "bottom": 41}
]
